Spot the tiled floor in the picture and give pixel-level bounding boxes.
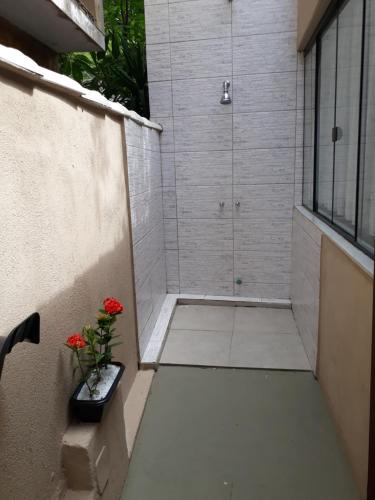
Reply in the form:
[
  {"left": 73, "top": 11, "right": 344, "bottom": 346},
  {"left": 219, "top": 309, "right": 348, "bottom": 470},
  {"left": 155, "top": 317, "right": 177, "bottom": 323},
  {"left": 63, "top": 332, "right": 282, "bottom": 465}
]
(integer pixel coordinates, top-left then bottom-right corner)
[
  {"left": 160, "top": 305, "right": 310, "bottom": 370},
  {"left": 122, "top": 367, "right": 359, "bottom": 500}
]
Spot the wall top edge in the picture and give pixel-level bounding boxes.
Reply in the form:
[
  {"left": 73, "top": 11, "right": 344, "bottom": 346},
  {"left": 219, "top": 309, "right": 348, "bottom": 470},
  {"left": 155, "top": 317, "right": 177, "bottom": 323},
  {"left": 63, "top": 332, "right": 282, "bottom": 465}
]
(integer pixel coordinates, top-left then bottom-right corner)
[
  {"left": 0, "top": 44, "right": 162, "bottom": 132},
  {"left": 295, "top": 206, "right": 374, "bottom": 278}
]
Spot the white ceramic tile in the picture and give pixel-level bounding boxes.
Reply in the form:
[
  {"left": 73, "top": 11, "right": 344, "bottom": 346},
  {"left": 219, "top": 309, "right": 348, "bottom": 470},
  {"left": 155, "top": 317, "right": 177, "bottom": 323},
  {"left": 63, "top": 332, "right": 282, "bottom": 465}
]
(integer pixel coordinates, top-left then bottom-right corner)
[
  {"left": 169, "top": 0, "right": 231, "bottom": 42},
  {"left": 233, "top": 111, "right": 296, "bottom": 150},
  {"left": 175, "top": 151, "right": 232, "bottom": 186},
  {"left": 163, "top": 187, "right": 177, "bottom": 218},
  {"left": 234, "top": 282, "right": 291, "bottom": 300},
  {"left": 152, "top": 117, "right": 174, "bottom": 152},
  {"left": 179, "top": 250, "right": 233, "bottom": 283},
  {"left": 234, "top": 218, "right": 292, "bottom": 251},
  {"left": 149, "top": 81, "right": 173, "bottom": 117},
  {"left": 234, "top": 72, "right": 297, "bottom": 114},
  {"left": 133, "top": 223, "right": 165, "bottom": 286},
  {"left": 178, "top": 219, "right": 233, "bottom": 250},
  {"left": 125, "top": 118, "right": 143, "bottom": 149},
  {"left": 135, "top": 276, "right": 153, "bottom": 334},
  {"left": 127, "top": 147, "right": 162, "bottom": 196},
  {"left": 233, "top": 148, "right": 295, "bottom": 185},
  {"left": 161, "top": 152, "right": 175, "bottom": 187},
  {"left": 171, "top": 38, "right": 232, "bottom": 80},
  {"left": 130, "top": 188, "right": 163, "bottom": 244},
  {"left": 145, "top": 3, "right": 170, "bottom": 44},
  {"left": 170, "top": 304, "right": 234, "bottom": 331},
  {"left": 172, "top": 76, "right": 232, "bottom": 116},
  {"left": 233, "top": 32, "right": 297, "bottom": 76},
  {"left": 234, "top": 250, "right": 291, "bottom": 284},
  {"left": 174, "top": 114, "right": 232, "bottom": 152},
  {"left": 234, "top": 307, "right": 298, "bottom": 335},
  {"left": 160, "top": 329, "right": 232, "bottom": 366},
  {"left": 229, "top": 330, "right": 310, "bottom": 370},
  {"left": 179, "top": 281, "right": 234, "bottom": 296},
  {"left": 166, "top": 249, "right": 179, "bottom": 282},
  {"left": 233, "top": 184, "right": 294, "bottom": 219},
  {"left": 146, "top": 44, "right": 171, "bottom": 82},
  {"left": 177, "top": 185, "right": 233, "bottom": 219},
  {"left": 232, "top": 0, "right": 297, "bottom": 37},
  {"left": 164, "top": 219, "right": 178, "bottom": 249}
]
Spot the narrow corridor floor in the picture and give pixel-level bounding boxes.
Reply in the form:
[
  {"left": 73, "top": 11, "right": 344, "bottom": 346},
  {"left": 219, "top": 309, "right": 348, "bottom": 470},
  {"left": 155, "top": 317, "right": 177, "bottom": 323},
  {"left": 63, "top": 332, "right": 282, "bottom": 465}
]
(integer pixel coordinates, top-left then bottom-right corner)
[
  {"left": 160, "top": 305, "right": 310, "bottom": 370},
  {"left": 121, "top": 367, "right": 359, "bottom": 500}
]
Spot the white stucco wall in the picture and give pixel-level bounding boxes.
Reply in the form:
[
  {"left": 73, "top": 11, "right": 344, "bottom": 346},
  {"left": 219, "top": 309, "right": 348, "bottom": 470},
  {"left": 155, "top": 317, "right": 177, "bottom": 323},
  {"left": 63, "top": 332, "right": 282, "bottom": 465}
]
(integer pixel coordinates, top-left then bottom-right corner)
[{"left": 0, "top": 64, "right": 139, "bottom": 499}]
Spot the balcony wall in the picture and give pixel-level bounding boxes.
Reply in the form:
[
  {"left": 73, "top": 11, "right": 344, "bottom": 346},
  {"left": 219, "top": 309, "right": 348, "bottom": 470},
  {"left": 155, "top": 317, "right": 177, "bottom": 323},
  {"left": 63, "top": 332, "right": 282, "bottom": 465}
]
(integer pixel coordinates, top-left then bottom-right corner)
[{"left": 0, "top": 46, "right": 162, "bottom": 499}]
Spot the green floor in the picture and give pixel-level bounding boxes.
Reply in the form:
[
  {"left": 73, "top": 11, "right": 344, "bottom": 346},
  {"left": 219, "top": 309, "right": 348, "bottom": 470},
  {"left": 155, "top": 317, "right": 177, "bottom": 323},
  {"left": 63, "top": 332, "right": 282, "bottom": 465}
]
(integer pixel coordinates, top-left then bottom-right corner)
[{"left": 122, "top": 367, "right": 359, "bottom": 500}]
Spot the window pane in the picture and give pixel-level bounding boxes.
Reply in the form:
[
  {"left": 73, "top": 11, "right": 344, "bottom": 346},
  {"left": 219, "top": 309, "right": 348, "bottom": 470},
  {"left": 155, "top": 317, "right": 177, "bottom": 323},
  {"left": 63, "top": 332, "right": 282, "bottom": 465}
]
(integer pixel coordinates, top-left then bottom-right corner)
[
  {"left": 303, "top": 46, "right": 316, "bottom": 210},
  {"left": 316, "top": 19, "right": 337, "bottom": 220},
  {"left": 358, "top": 0, "right": 375, "bottom": 255},
  {"left": 333, "top": 0, "right": 363, "bottom": 235}
]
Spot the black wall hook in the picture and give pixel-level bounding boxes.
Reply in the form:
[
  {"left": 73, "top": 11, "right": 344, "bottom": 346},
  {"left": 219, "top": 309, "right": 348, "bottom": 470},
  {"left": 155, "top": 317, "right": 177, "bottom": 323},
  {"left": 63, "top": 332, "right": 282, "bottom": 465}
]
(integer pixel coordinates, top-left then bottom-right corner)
[{"left": 0, "top": 313, "right": 40, "bottom": 380}]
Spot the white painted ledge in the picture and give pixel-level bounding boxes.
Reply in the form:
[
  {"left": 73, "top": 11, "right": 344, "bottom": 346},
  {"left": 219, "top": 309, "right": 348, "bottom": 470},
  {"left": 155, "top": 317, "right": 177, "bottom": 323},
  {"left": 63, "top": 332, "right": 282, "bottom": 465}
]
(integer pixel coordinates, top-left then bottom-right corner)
[
  {"left": 296, "top": 206, "right": 373, "bottom": 277},
  {"left": 140, "top": 293, "right": 292, "bottom": 367},
  {"left": 0, "top": 44, "right": 162, "bottom": 132}
]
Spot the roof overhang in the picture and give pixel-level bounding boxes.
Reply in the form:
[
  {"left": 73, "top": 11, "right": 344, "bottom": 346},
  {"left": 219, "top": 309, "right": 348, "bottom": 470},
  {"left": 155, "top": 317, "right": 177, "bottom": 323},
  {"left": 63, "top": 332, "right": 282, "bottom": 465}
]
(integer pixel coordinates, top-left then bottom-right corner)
[{"left": 0, "top": 0, "right": 105, "bottom": 52}]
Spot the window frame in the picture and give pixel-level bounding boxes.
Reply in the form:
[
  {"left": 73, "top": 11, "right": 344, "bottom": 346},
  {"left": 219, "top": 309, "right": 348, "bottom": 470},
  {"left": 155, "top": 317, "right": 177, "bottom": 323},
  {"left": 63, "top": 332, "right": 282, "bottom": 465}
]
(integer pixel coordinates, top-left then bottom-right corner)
[{"left": 303, "top": 0, "right": 372, "bottom": 257}]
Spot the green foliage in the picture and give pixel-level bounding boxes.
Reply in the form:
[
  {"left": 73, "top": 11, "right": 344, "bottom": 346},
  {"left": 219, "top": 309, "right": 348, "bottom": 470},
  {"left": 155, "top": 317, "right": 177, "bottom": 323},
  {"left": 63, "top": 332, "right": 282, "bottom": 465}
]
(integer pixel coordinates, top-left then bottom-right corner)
[{"left": 59, "top": 0, "right": 149, "bottom": 117}]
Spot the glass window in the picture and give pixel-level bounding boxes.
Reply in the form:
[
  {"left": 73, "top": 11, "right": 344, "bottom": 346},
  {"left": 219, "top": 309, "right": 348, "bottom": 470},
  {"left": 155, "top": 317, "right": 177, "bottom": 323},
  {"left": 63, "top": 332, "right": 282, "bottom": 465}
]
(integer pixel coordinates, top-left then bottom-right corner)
[
  {"left": 358, "top": 0, "right": 375, "bottom": 255},
  {"left": 316, "top": 17, "right": 337, "bottom": 220},
  {"left": 333, "top": 0, "right": 363, "bottom": 235},
  {"left": 303, "top": 0, "right": 373, "bottom": 257},
  {"left": 303, "top": 46, "right": 316, "bottom": 210}
]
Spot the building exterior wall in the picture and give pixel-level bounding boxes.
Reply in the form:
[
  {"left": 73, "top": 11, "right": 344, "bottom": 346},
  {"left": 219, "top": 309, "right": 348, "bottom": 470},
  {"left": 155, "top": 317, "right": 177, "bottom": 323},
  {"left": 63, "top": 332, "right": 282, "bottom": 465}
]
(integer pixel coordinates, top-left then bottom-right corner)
[
  {"left": 0, "top": 68, "right": 138, "bottom": 499},
  {"left": 145, "top": 0, "right": 301, "bottom": 299},
  {"left": 125, "top": 119, "right": 166, "bottom": 358}
]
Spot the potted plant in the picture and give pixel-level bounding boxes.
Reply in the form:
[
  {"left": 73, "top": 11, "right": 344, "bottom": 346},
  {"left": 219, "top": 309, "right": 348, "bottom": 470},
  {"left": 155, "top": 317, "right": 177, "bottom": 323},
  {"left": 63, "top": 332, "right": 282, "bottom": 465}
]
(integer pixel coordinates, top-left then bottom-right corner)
[{"left": 65, "top": 297, "right": 125, "bottom": 422}]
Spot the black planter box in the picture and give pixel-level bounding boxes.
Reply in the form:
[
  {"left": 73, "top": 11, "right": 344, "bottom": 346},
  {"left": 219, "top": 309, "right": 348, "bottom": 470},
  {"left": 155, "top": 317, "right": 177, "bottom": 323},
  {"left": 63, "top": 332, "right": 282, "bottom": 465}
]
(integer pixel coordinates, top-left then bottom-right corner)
[{"left": 70, "top": 362, "right": 125, "bottom": 423}]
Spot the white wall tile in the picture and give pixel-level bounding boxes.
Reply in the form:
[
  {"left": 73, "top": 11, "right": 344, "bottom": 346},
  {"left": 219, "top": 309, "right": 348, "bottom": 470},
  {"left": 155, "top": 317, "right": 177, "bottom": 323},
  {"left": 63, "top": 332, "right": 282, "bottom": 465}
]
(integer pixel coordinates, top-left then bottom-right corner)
[
  {"left": 233, "top": 111, "right": 296, "bottom": 150},
  {"left": 178, "top": 219, "right": 233, "bottom": 250},
  {"left": 233, "top": 148, "right": 295, "bottom": 185},
  {"left": 233, "top": 184, "right": 294, "bottom": 219},
  {"left": 232, "top": 0, "right": 297, "bottom": 37},
  {"left": 161, "top": 152, "right": 176, "bottom": 186},
  {"left": 164, "top": 219, "right": 178, "bottom": 249},
  {"left": 169, "top": 0, "right": 231, "bottom": 43},
  {"left": 171, "top": 38, "right": 232, "bottom": 80},
  {"left": 176, "top": 151, "right": 232, "bottom": 186},
  {"left": 163, "top": 187, "right": 177, "bottom": 218},
  {"left": 235, "top": 282, "right": 290, "bottom": 299},
  {"left": 177, "top": 185, "right": 233, "bottom": 219},
  {"left": 235, "top": 250, "right": 291, "bottom": 284},
  {"left": 146, "top": 44, "right": 171, "bottom": 82},
  {"left": 180, "top": 250, "right": 234, "bottom": 282},
  {"left": 234, "top": 219, "right": 292, "bottom": 251},
  {"left": 180, "top": 280, "right": 234, "bottom": 296},
  {"left": 166, "top": 249, "right": 179, "bottom": 282},
  {"left": 233, "top": 32, "right": 297, "bottom": 75},
  {"left": 173, "top": 76, "right": 232, "bottom": 116},
  {"left": 174, "top": 114, "right": 232, "bottom": 151},
  {"left": 234, "top": 72, "right": 297, "bottom": 114},
  {"left": 130, "top": 188, "right": 163, "bottom": 244},
  {"left": 149, "top": 81, "right": 173, "bottom": 117},
  {"left": 127, "top": 147, "right": 162, "bottom": 196},
  {"left": 145, "top": 3, "right": 170, "bottom": 44},
  {"left": 152, "top": 117, "right": 174, "bottom": 152}
]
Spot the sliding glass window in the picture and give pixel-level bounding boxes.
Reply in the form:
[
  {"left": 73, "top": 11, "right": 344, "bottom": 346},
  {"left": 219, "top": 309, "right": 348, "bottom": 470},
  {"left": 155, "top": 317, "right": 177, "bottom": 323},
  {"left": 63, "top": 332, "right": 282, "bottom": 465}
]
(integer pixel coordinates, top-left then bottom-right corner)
[{"left": 303, "top": 0, "right": 374, "bottom": 256}]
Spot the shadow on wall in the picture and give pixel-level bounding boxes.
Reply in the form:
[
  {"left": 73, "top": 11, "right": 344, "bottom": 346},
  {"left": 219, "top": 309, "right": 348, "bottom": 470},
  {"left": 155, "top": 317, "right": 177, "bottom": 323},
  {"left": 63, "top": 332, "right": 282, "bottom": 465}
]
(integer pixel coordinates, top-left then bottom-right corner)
[{"left": 0, "top": 241, "right": 138, "bottom": 500}]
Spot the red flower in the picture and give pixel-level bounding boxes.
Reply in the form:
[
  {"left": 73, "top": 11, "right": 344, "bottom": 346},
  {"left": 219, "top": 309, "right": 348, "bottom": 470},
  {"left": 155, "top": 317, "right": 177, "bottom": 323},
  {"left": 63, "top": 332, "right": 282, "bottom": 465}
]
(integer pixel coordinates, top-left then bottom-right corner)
[
  {"left": 103, "top": 297, "right": 124, "bottom": 316},
  {"left": 66, "top": 333, "right": 87, "bottom": 349}
]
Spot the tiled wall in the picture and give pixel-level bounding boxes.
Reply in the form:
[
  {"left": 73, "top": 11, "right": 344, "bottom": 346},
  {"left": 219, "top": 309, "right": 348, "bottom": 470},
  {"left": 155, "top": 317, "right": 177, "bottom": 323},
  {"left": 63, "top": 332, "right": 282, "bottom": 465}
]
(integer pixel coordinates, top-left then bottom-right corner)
[
  {"left": 291, "top": 208, "right": 322, "bottom": 369},
  {"left": 145, "top": 0, "right": 302, "bottom": 299},
  {"left": 125, "top": 118, "right": 167, "bottom": 357}
]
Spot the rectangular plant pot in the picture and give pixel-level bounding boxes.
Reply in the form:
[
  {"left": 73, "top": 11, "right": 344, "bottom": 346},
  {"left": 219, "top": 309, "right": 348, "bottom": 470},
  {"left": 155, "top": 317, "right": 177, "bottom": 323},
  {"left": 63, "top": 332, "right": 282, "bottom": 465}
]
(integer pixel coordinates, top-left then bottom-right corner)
[{"left": 70, "top": 362, "right": 125, "bottom": 423}]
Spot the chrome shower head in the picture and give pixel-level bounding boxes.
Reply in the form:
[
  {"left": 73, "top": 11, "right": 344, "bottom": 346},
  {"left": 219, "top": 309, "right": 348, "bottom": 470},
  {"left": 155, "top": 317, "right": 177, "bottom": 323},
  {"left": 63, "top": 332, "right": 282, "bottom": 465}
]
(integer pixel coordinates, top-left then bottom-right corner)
[{"left": 220, "top": 80, "right": 232, "bottom": 105}]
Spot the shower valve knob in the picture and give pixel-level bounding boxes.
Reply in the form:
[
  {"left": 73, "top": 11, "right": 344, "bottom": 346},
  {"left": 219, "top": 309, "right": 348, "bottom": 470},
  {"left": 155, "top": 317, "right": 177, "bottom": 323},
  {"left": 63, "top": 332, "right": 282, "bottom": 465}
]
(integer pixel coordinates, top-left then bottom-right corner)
[{"left": 219, "top": 201, "right": 225, "bottom": 208}]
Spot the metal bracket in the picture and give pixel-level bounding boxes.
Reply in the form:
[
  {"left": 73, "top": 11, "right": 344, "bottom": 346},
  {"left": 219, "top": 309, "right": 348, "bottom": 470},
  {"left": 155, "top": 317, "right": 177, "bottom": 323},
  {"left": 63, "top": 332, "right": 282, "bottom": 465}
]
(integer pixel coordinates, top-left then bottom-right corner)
[{"left": 0, "top": 313, "right": 40, "bottom": 380}]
